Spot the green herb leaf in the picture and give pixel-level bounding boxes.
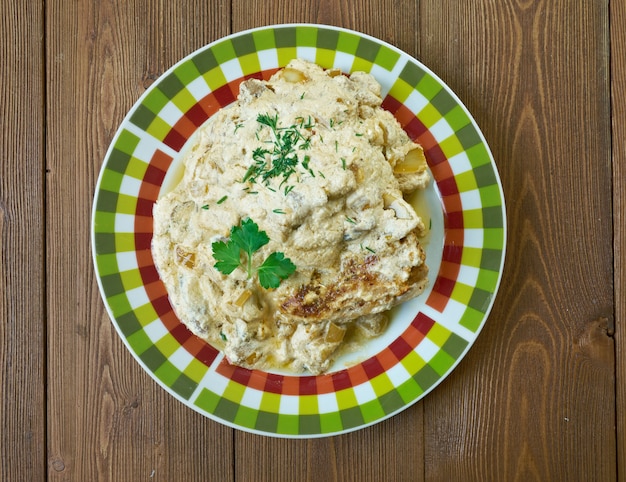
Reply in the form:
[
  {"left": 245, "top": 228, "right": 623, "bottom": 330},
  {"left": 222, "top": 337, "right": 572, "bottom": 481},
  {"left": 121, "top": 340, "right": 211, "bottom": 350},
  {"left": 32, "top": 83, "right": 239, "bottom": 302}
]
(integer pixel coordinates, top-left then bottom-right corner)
[
  {"left": 257, "top": 252, "right": 296, "bottom": 289},
  {"left": 212, "top": 239, "right": 241, "bottom": 275}
]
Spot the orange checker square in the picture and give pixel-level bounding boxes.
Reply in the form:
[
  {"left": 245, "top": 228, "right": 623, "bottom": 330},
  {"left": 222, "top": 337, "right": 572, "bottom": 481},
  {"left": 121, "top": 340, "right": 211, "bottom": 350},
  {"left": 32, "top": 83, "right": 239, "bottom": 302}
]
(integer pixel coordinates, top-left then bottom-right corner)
[
  {"left": 134, "top": 214, "right": 154, "bottom": 234},
  {"left": 171, "top": 114, "right": 199, "bottom": 141},
  {"left": 137, "top": 182, "right": 161, "bottom": 203},
  {"left": 315, "top": 372, "right": 337, "bottom": 394},
  {"left": 150, "top": 149, "right": 174, "bottom": 172},
  {"left": 444, "top": 228, "right": 465, "bottom": 248},
  {"left": 376, "top": 346, "right": 403, "bottom": 372},
  {"left": 279, "top": 375, "right": 302, "bottom": 396},
  {"left": 430, "top": 157, "right": 455, "bottom": 182},
  {"left": 344, "top": 362, "right": 370, "bottom": 387},
  {"left": 438, "top": 260, "right": 461, "bottom": 283},
  {"left": 399, "top": 322, "right": 427, "bottom": 349},
  {"left": 426, "top": 290, "right": 450, "bottom": 313},
  {"left": 441, "top": 193, "right": 463, "bottom": 214},
  {"left": 393, "top": 102, "right": 418, "bottom": 129},
  {"left": 135, "top": 248, "right": 155, "bottom": 268}
]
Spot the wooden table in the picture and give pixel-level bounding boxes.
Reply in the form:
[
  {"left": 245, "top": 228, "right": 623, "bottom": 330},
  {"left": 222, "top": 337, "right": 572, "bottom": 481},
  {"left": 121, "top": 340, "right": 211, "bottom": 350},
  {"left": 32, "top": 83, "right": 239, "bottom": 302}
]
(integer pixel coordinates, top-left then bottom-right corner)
[{"left": 2, "top": 0, "right": 624, "bottom": 480}]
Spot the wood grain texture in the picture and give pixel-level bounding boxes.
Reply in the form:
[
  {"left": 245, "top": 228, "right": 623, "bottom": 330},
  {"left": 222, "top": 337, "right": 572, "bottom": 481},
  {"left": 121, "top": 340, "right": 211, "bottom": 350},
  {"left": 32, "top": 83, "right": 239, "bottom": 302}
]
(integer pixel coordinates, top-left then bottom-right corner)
[
  {"left": 420, "top": 1, "right": 614, "bottom": 480},
  {"left": 611, "top": 0, "right": 626, "bottom": 478},
  {"left": 45, "top": 1, "right": 233, "bottom": 480},
  {"left": 0, "top": 0, "right": 46, "bottom": 480}
]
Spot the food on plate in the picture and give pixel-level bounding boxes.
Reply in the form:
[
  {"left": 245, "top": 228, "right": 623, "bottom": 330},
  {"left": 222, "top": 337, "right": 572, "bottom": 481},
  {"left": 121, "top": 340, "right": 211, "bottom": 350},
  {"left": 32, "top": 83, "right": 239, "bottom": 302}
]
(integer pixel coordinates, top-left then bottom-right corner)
[{"left": 151, "top": 59, "right": 430, "bottom": 374}]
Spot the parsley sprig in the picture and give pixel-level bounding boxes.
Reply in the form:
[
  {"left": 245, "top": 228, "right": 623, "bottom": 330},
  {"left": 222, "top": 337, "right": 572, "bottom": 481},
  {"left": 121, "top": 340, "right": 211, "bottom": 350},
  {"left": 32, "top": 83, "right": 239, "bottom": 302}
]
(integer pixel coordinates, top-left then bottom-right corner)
[{"left": 212, "top": 218, "right": 296, "bottom": 289}]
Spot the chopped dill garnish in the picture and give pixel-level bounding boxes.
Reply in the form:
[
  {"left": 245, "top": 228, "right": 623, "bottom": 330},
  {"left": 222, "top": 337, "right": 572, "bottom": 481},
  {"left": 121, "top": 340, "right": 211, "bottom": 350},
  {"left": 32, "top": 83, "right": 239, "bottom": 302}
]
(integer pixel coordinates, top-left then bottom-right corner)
[
  {"left": 201, "top": 204, "right": 209, "bottom": 210},
  {"left": 217, "top": 195, "right": 228, "bottom": 204},
  {"left": 341, "top": 157, "right": 347, "bottom": 170},
  {"left": 234, "top": 123, "right": 244, "bottom": 134},
  {"left": 273, "top": 209, "right": 286, "bottom": 214},
  {"left": 345, "top": 216, "right": 356, "bottom": 224}
]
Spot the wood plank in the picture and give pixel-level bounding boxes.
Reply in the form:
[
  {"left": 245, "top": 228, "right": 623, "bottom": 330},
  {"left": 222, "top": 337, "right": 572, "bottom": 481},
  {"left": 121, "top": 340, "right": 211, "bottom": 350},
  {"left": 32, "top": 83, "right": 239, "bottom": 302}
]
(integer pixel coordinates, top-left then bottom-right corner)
[
  {"left": 46, "top": 1, "right": 234, "bottom": 479},
  {"left": 420, "top": 1, "right": 615, "bottom": 480},
  {"left": 230, "top": 3, "right": 425, "bottom": 480},
  {"left": 0, "top": 0, "right": 46, "bottom": 480},
  {"left": 611, "top": 0, "right": 626, "bottom": 478}
]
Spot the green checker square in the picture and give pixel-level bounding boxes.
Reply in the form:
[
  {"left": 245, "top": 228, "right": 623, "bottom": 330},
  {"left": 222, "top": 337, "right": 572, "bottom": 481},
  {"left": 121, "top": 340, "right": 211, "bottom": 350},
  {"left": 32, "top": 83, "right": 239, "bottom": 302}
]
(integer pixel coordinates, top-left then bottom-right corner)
[
  {"left": 95, "top": 252, "right": 118, "bottom": 276},
  {"left": 459, "top": 307, "right": 485, "bottom": 332},
  {"left": 374, "top": 45, "right": 401, "bottom": 71},
  {"left": 319, "top": 411, "right": 343, "bottom": 434},
  {"left": 100, "top": 272, "right": 125, "bottom": 297},
  {"left": 450, "top": 282, "right": 474, "bottom": 306},
  {"left": 468, "top": 286, "right": 494, "bottom": 314},
  {"left": 154, "top": 333, "right": 181, "bottom": 359},
  {"left": 296, "top": 26, "right": 318, "bottom": 47},
  {"left": 360, "top": 398, "right": 385, "bottom": 422},
  {"left": 132, "top": 303, "right": 158, "bottom": 326},
  {"left": 195, "top": 388, "right": 220, "bottom": 413},
  {"left": 370, "top": 373, "right": 394, "bottom": 397},
  {"left": 442, "top": 333, "right": 469, "bottom": 359},
  {"left": 252, "top": 29, "right": 276, "bottom": 51},
  {"left": 131, "top": 104, "right": 158, "bottom": 131},
  {"left": 171, "top": 87, "right": 199, "bottom": 114},
  {"left": 414, "top": 364, "right": 440, "bottom": 391},
  {"left": 299, "top": 414, "right": 322, "bottom": 435},
  {"left": 351, "top": 57, "right": 373, "bottom": 74},
  {"left": 454, "top": 170, "right": 478, "bottom": 192},
  {"left": 299, "top": 395, "right": 319, "bottom": 415},
  {"left": 483, "top": 206, "right": 504, "bottom": 229},
  {"left": 456, "top": 123, "right": 482, "bottom": 150},
  {"left": 106, "top": 148, "right": 132, "bottom": 174},
  {"left": 213, "top": 397, "right": 239, "bottom": 423},
  {"left": 277, "top": 414, "right": 299, "bottom": 435},
  {"left": 462, "top": 208, "right": 484, "bottom": 229},
  {"left": 94, "top": 233, "right": 116, "bottom": 255},
  {"left": 154, "top": 360, "right": 182, "bottom": 387},
  {"left": 106, "top": 292, "right": 132, "bottom": 318},
  {"left": 461, "top": 247, "right": 483, "bottom": 268},
  {"left": 480, "top": 248, "right": 503, "bottom": 272},
  {"left": 315, "top": 49, "right": 336, "bottom": 70},
  {"left": 337, "top": 31, "right": 360, "bottom": 54},
  {"left": 444, "top": 104, "right": 472, "bottom": 132},
  {"left": 438, "top": 135, "right": 465, "bottom": 159},
  {"left": 210, "top": 39, "right": 237, "bottom": 64},
  {"left": 222, "top": 380, "right": 246, "bottom": 404},
  {"left": 93, "top": 211, "right": 116, "bottom": 234},
  {"left": 115, "top": 310, "right": 143, "bottom": 337},
  {"left": 277, "top": 47, "right": 298, "bottom": 67},
  {"left": 339, "top": 405, "right": 365, "bottom": 429},
  {"left": 142, "top": 89, "right": 170, "bottom": 117},
  {"left": 231, "top": 33, "right": 257, "bottom": 57},
  {"left": 355, "top": 37, "right": 381, "bottom": 63},
  {"left": 275, "top": 26, "right": 297, "bottom": 48},
  {"left": 416, "top": 74, "right": 443, "bottom": 100},
  {"left": 116, "top": 129, "right": 141, "bottom": 155},
  {"left": 429, "top": 350, "right": 456, "bottom": 376},
  {"left": 99, "top": 170, "right": 124, "bottom": 193},
  {"left": 255, "top": 410, "right": 279, "bottom": 433},
  {"left": 479, "top": 184, "right": 503, "bottom": 208},
  {"left": 465, "top": 141, "right": 493, "bottom": 168},
  {"left": 115, "top": 233, "right": 137, "bottom": 251},
  {"left": 416, "top": 103, "right": 442, "bottom": 129},
  {"left": 192, "top": 48, "right": 219, "bottom": 75},
  {"left": 316, "top": 28, "right": 340, "bottom": 51},
  {"left": 430, "top": 88, "right": 457, "bottom": 116},
  {"left": 233, "top": 405, "right": 258, "bottom": 430},
  {"left": 400, "top": 350, "right": 426, "bottom": 376},
  {"left": 473, "top": 163, "right": 499, "bottom": 188},
  {"left": 157, "top": 72, "right": 186, "bottom": 100},
  {"left": 125, "top": 157, "right": 149, "bottom": 180},
  {"left": 139, "top": 344, "right": 168, "bottom": 372},
  {"left": 119, "top": 268, "right": 144, "bottom": 291},
  {"left": 387, "top": 79, "right": 415, "bottom": 103},
  {"left": 203, "top": 66, "right": 227, "bottom": 91},
  {"left": 145, "top": 116, "right": 172, "bottom": 142},
  {"left": 170, "top": 372, "right": 197, "bottom": 400},
  {"left": 259, "top": 392, "right": 281, "bottom": 413},
  {"left": 114, "top": 194, "right": 138, "bottom": 215},
  {"left": 483, "top": 227, "right": 505, "bottom": 249},
  {"left": 399, "top": 62, "right": 426, "bottom": 88},
  {"left": 426, "top": 322, "right": 452, "bottom": 347},
  {"left": 396, "top": 377, "right": 424, "bottom": 403},
  {"left": 238, "top": 53, "right": 262, "bottom": 76},
  {"left": 476, "top": 267, "right": 500, "bottom": 291},
  {"left": 174, "top": 60, "right": 203, "bottom": 86},
  {"left": 127, "top": 329, "right": 155, "bottom": 357},
  {"left": 95, "top": 190, "right": 119, "bottom": 213},
  {"left": 377, "top": 389, "right": 405, "bottom": 415},
  {"left": 183, "top": 358, "right": 210, "bottom": 384},
  {"left": 335, "top": 387, "right": 358, "bottom": 409}
]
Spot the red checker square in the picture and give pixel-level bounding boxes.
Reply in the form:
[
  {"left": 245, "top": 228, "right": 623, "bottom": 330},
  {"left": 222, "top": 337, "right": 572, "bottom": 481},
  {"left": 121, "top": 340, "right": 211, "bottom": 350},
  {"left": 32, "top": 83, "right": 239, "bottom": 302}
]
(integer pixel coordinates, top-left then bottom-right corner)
[
  {"left": 150, "top": 149, "right": 174, "bottom": 172},
  {"left": 195, "top": 344, "right": 219, "bottom": 366},
  {"left": 163, "top": 128, "right": 187, "bottom": 152},
  {"left": 389, "top": 336, "right": 414, "bottom": 361},
  {"left": 425, "top": 144, "right": 447, "bottom": 166},
  {"left": 381, "top": 95, "right": 402, "bottom": 115},
  {"left": 331, "top": 370, "right": 354, "bottom": 392},
  {"left": 437, "top": 176, "right": 460, "bottom": 197},
  {"left": 213, "top": 84, "right": 236, "bottom": 107},
  {"left": 432, "top": 275, "right": 456, "bottom": 298},
  {"left": 445, "top": 211, "right": 465, "bottom": 230},
  {"left": 442, "top": 243, "right": 463, "bottom": 264},
  {"left": 134, "top": 232, "right": 153, "bottom": 250},
  {"left": 403, "top": 116, "right": 429, "bottom": 142},
  {"left": 139, "top": 264, "right": 160, "bottom": 285},
  {"left": 170, "top": 323, "right": 193, "bottom": 345},
  {"left": 264, "top": 373, "right": 286, "bottom": 394},
  {"left": 134, "top": 215, "right": 154, "bottom": 234},
  {"left": 185, "top": 103, "right": 210, "bottom": 127},
  {"left": 151, "top": 294, "right": 173, "bottom": 317},
  {"left": 227, "top": 77, "right": 247, "bottom": 99},
  {"left": 171, "top": 115, "right": 198, "bottom": 142},
  {"left": 299, "top": 376, "right": 318, "bottom": 396},
  {"left": 361, "top": 356, "right": 385, "bottom": 379},
  {"left": 143, "top": 164, "right": 167, "bottom": 186},
  {"left": 135, "top": 198, "right": 154, "bottom": 217},
  {"left": 229, "top": 366, "right": 252, "bottom": 387},
  {"left": 412, "top": 312, "right": 436, "bottom": 335}
]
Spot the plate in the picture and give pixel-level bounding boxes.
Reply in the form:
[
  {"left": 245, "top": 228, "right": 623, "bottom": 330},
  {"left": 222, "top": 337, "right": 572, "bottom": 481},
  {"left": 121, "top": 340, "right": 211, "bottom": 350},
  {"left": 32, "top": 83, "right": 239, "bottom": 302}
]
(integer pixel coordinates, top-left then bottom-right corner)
[{"left": 91, "top": 24, "right": 506, "bottom": 438}]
